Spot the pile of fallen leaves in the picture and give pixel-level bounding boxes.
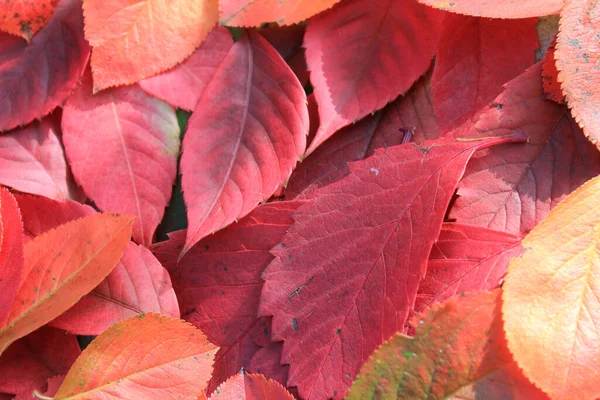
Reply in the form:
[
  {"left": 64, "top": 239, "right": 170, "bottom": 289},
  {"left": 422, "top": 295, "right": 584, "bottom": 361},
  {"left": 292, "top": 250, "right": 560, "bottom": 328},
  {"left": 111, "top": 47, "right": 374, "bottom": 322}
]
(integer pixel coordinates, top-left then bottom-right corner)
[{"left": 0, "top": 0, "right": 599, "bottom": 399}]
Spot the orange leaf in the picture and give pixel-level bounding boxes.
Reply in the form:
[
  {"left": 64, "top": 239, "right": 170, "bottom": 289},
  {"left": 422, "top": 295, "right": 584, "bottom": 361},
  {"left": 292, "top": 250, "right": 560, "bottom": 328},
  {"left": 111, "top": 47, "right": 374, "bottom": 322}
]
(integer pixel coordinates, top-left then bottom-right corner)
[
  {"left": 0, "top": 0, "right": 57, "bottom": 41},
  {"left": 417, "top": 0, "right": 562, "bottom": 18},
  {"left": 0, "top": 213, "right": 133, "bottom": 355},
  {"left": 54, "top": 313, "right": 218, "bottom": 399},
  {"left": 83, "top": 0, "right": 218, "bottom": 90},
  {"left": 503, "top": 174, "right": 600, "bottom": 399},
  {"left": 219, "top": 0, "right": 341, "bottom": 26},
  {"left": 209, "top": 371, "right": 294, "bottom": 399},
  {"left": 556, "top": 0, "right": 600, "bottom": 147},
  {"left": 347, "top": 290, "right": 547, "bottom": 400}
]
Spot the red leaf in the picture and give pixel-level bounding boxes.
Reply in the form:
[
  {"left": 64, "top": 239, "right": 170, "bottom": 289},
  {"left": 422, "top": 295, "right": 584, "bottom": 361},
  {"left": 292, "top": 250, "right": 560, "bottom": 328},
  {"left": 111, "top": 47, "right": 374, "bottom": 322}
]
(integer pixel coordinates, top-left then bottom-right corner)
[
  {"left": 449, "top": 63, "right": 600, "bottom": 236},
  {"left": 62, "top": 69, "right": 180, "bottom": 246},
  {"left": 50, "top": 242, "right": 180, "bottom": 335},
  {"left": 555, "top": 0, "right": 600, "bottom": 146},
  {"left": 409, "top": 223, "right": 522, "bottom": 331},
  {"left": 0, "top": 188, "right": 24, "bottom": 327},
  {"left": 0, "top": 115, "right": 82, "bottom": 201},
  {"left": 83, "top": 0, "right": 218, "bottom": 90},
  {"left": 259, "top": 25, "right": 309, "bottom": 87},
  {"left": 139, "top": 27, "right": 234, "bottom": 112},
  {"left": 542, "top": 39, "right": 565, "bottom": 104},
  {"left": 286, "top": 74, "right": 439, "bottom": 200},
  {"left": 417, "top": 0, "right": 562, "bottom": 18},
  {"left": 432, "top": 15, "right": 538, "bottom": 134},
  {"left": 14, "top": 194, "right": 180, "bottom": 336},
  {"left": 181, "top": 31, "right": 307, "bottom": 255},
  {"left": 0, "top": 0, "right": 89, "bottom": 132},
  {"left": 209, "top": 372, "right": 294, "bottom": 400},
  {"left": 0, "top": 213, "right": 134, "bottom": 354},
  {"left": 347, "top": 290, "right": 548, "bottom": 399},
  {"left": 304, "top": 0, "right": 443, "bottom": 155},
  {"left": 54, "top": 314, "right": 217, "bottom": 399},
  {"left": 219, "top": 0, "right": 341, "bottom": 26},
  {"left": 0, "top": 327, "right": 79, "bottom": 395},
  {"left": 0, "top": 0, "right": 57, "bottom": 40},
  {"left": 260, "top": 136, "right": 525, "bottom": 399},
  {"left": 169, "top": 201, "right": 300, "bottom": 392}
]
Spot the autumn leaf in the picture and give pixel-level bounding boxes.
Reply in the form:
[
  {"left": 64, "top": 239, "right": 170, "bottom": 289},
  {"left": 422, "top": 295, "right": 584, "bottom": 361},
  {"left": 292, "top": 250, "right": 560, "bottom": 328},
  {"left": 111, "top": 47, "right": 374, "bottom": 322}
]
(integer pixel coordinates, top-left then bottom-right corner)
[
  {"left": 0, "top": 188, "right": 24, "bottom": 327},
  {"left": 209, "top": 371, "right": 294, "bottom": 399},
  {"left": 542, "top": 39, "right": 565, "bottom": 104},
  {"left": 259, "top": 24, "right": 309, "bottom": 87},
  {"left": 54, "top": 313, "right": 218, "bottom": 399},
  {"left": 286, "top": 73, "right": 439, "bottom": 200},
  {"left": 502, "top": 174, "right": 600, "bottom": 400},
  {"left": 432, "top": 15, "right": 538, "bottom": 133},
  {"left": 0, "top": 0, "right": 57, "bottom": 40},
  {"left": 0, "top": 114, "right": 82, "bottom": 201},
  {"left": 163, "top": 201, "right": 300, "bottom": 392},
  {"left": 555, "top": 0, "right": 600, "bottom": 147},
  {"left": 260, "top": 136, "right": 525, "bottom": 399},
  {"left": 0, "top": 213, "right": 134, "bottom": 355},
  {"left": 62, "top": 69, "right": 180, "bottom": 246},
  {"left": 347, "top": 290, "right": 548, "bottom": 400},
  {"left": 409, "top": 223, "right": 522, "bottom": 330},
  {"left": 83, "top": 0, "right": 218, "bottom": 90},
  {"left": 139, "top": 27, "right": 234, "bottom": 112},
  {"left": 0, "top": 327, "right": 79, "bottom": 396},
  {"left": 219, "top": 0, "right": 341, "bottom": 26},
  {"left": 417, "top": 0, "right": 563, "bottom": 18},
  {"left": 0, "top": 0, "right": 89, "bottom": 132},
  {"left": 304, "top": 0, "right": 443, "bottom": 155},
  {"left": 449, "top": 63, "right": 600, "bottom": 236},
  {"left": 14, "top": 194, "right": 180, "bottom": 336},
  {"left": 181, "top": 31, "right": 307, "bottom": 256}
]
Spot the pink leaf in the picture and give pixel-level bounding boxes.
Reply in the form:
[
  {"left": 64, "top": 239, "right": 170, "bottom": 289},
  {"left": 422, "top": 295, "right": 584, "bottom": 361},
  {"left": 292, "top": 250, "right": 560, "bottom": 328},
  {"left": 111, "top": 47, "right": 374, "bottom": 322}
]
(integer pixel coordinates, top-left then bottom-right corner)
[{"left": 0, "top": 189, "right": 23, "bottom": 327}]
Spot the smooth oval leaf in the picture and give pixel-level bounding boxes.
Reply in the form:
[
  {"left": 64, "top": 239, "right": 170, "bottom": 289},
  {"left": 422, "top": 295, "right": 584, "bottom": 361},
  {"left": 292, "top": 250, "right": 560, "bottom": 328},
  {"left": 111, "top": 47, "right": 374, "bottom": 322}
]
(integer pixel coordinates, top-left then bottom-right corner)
[
  {"left": 62, "top": 69, "right": 180, "bottom": 246},
  {"left": 219, "top": 0, "right": 341, "bottom": 26},
  {"left": 209, "top": 371, "right": 294, "bottom": 399},
  {"left": 83, "top": 0, "right": 218, "bottom": 90},
  {"left": 0, "top": 115, "right": 82, "bottom": 201},
  {"left": 0, "top": 188, "right": 24, "bottom": 328},
  {"left": 0, "top": 0, "right": 90, "bottom": 132},
  {"left": 503, "top": 174, "right": 600, "bottom": 400},
  {"left": 54, "top": 313, "right": 218, "bottom": 399},
  {"left": 348, "top": 290, "right": 547, "bottom": 400},
  {"left": 555, "top": 0, "right": 600, "bottom": 147},
  {"left": 417, "top": 0, "right": 562, "bottom": 18},
  {"left": 139, "top": 27, "right": 234, "bottom": 112},
  {"left": 181, "top": 31, "right": 307, "bottom": 255},
  {"left": 0, "top": 0, "right": 57, "bottom": 40},
  {"left": 0, "top": 213, "right": 134, "bottom": 355}
]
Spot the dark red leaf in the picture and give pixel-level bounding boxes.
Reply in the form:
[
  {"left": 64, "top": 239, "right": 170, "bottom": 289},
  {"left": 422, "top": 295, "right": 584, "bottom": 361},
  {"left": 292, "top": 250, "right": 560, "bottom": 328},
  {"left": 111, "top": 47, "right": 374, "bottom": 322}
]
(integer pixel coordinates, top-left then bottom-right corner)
[{"left": 259, "top": 25, "right": 309, "bottom": 87}]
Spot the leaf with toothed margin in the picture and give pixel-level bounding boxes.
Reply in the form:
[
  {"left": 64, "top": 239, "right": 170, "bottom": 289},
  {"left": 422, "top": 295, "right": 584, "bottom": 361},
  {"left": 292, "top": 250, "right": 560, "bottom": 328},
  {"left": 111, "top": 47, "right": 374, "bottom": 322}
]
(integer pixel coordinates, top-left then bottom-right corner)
[{"left": 208, "top": 371, "right": 294, "bottom": 399}]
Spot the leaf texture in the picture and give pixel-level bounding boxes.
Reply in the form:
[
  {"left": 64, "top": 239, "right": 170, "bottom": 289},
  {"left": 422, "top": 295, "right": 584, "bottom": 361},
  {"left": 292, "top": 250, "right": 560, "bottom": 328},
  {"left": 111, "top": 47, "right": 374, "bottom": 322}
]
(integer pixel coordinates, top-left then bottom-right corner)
[
  {"left": 0, "top": 0, "right": 57, "bottom": 40},
  {"left": 417, "top": 0, "right": 562, "bottom": 18},
  {"left": 285, "top": 73, "right": 439, "bottom": 200},
  {"left": 0, "top": 0, "right": 90, "bottom": 131},
  {"left": 168, "top": 201, "right": 300, "bottom": 392},
  {"left": 347, "top": 290, "right": 547, "bottom": 400},
  {"left": 209, "top": 372, "right": 294, "bottom": 400},
  {"left": 0, "top": 213, "right": 134, "bottom": 354},
  {"left": 139, "top": 27, "right": 234, "bottom": 112},
  {"left": 555, "top": 0, "right": 600, "bottom": 147},
  {"left": 54, "top": 314, "right": 218, "bottom": 399},
  {"left": 0, "top": 327, "right": 80, "bottom": 395},
  {"left": 449, "top": 63, "right": 600, "bottom": 236},
  {"left": 432, "top": 15, "right": 538, "bottom": 133},
  {"left": 181, "top": 31, "right": 307, "bottom": 255},
  {"left": 0, "top": 115, "right": 81, "bottom": 201},
  {"left": 503, "top": 174, "right": 600, "bottom": 400},
  {"left": 304, "top": 0, "right": 443, "bottom": 155},
  {"left": 219, "top": 0, "right": 341, "bottom": 26},
  {"left": 0, "top": 188, "right": 24, "bottom": 327},
  {"left": 62, "top": 69, "right": 180, "bottom": 246},
  {"left": 542, "top": 39, "right": 565, "bottom": 104},
  {"left": 260, "top": 136, "right": 525, "bottom": 399},
  {"left": 83, "top": 0, "right": 218, "bottom": 90}
]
